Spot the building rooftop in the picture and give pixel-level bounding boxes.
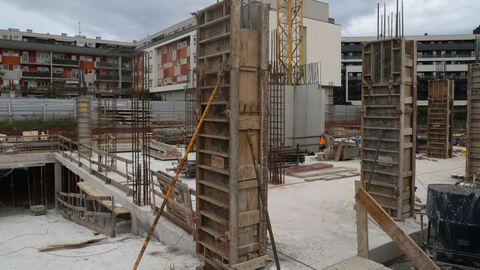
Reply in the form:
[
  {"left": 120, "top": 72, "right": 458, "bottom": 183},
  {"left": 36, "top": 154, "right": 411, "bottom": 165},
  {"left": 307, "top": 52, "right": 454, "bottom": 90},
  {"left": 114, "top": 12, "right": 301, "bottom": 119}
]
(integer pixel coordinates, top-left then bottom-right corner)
[
  {"left": 342, "top": 33, "right": 477, "bottom": 43},
  {"left": 0, "top": 28, "right": 136, "bottom": 48}
]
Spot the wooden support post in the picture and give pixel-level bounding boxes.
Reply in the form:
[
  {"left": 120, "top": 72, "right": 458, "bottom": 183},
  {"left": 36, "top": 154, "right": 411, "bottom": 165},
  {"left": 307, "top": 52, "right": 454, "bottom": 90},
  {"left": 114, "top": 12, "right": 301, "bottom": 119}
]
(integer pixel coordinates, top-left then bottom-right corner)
[
  {"left": 355, "top": 181, "right": 369, "bottom": 258},
  {"left": 355, "top": 181, "right": 440, "bottom": 270}
]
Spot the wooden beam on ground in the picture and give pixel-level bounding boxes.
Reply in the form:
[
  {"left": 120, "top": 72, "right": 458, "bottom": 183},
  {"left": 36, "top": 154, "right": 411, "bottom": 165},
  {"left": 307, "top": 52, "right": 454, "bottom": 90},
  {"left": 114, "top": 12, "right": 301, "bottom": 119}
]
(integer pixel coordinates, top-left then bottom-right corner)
[
  {"left": 355, "top": 181, "right": 440, "bottom": 270},
  {"left": 38, "top": 238, "right": 107, "bottom": 252}
]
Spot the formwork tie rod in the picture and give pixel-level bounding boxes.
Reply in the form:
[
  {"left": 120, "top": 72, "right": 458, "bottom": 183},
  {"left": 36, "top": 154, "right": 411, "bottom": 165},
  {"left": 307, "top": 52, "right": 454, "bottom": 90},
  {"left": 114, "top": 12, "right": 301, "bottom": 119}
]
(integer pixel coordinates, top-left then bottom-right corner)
[{"left": 133, "top": 73, "right": 222, "bottom": 270}]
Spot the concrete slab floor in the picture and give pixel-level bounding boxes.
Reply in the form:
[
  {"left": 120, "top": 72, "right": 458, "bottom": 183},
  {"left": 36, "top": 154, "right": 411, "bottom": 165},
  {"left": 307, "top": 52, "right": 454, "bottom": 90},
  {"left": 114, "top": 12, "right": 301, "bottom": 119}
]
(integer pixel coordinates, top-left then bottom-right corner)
[
  {"left": 0, "top": 209, "right": 201, "bottom": 270},
  {"left": 0, "top": 150, "right": 465, "bottom": 270},
  {"left": 266, "top": 153, "right": 465, "bottom": 269}
]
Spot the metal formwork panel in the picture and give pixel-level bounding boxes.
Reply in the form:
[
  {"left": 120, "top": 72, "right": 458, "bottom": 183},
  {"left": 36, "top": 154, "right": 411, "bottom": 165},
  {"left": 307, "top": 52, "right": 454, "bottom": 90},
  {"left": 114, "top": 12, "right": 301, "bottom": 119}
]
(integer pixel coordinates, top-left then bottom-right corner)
[
  {"left": 195, "top": 1, "right": 269, "bottom": 269},
  {"left": 77, "top": 97, "right": 92, "bottom": 157},
  {"left": 361, "top": 38, "right": 417, "bottom": 220},
  {"left": 467, "top": 64, "right": 480, "bottom": 178},
  {"left": 427, "top": 80, "right": 454, "bottom": 159}
]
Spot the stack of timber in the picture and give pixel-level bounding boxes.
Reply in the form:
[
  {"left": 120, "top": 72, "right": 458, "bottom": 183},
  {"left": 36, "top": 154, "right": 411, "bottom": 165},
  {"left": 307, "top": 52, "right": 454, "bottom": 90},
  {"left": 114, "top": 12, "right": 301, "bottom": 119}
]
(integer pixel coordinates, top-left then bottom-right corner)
[
  {"left": 467, "top": 63, "right": 480, "bottom": 178},
  {"left": 276, "top": 146, "right": 306, "bottom": 166},
  {"left": 149, "top": 140, "right": 181, "bottom": 160},
  {"left": 195, "top": 1, "right": 270, "bottom": 268},
  {"left": 427, "top": 80, "right": 454, "bottom": 159},
  {"left": 361, "top": 38, "right": 417, "bottom": 220}
]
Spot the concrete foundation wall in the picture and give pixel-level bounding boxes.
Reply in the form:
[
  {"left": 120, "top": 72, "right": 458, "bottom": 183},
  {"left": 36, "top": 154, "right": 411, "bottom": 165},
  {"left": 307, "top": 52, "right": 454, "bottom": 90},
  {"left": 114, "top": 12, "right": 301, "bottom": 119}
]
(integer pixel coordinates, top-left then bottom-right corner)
[
  {"left": 285, "top": 84, "right": 329, "bottom": 151},
  {"left": 0, "top": 152, "right": 56, "bottom": 169}
]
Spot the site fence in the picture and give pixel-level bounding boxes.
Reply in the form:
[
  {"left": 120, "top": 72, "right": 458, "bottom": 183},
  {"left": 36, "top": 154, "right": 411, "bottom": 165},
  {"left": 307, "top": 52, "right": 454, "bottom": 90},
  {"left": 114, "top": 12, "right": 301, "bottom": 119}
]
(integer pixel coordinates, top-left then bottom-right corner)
[{"left": 0, "top": 98, "right": 186, "bottom": 122}]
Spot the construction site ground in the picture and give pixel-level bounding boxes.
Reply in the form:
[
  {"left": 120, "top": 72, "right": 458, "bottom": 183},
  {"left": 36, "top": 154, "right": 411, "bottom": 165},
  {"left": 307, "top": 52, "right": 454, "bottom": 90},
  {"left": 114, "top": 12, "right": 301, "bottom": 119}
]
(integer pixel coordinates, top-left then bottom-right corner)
[
  {"left": 0, "top": 209, "right": 200, "bottom": 270},
  {"left": 0, "top": 150, "right": 465, "bottom": 270}
]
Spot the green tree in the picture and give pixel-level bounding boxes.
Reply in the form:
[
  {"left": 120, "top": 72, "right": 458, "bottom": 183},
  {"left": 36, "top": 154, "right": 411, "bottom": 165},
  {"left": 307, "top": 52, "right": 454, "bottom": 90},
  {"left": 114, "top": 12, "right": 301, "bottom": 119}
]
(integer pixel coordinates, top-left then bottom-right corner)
[{"left": 47, "top": 81, "right": 66, "bottom": 98}]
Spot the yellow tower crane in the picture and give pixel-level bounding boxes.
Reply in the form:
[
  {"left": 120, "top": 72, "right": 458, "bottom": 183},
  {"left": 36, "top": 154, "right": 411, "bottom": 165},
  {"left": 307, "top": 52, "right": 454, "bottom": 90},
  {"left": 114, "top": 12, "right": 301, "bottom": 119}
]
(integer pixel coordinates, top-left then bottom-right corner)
[{"left": 276, "top": 0, "right": 305, "bottom": 85}]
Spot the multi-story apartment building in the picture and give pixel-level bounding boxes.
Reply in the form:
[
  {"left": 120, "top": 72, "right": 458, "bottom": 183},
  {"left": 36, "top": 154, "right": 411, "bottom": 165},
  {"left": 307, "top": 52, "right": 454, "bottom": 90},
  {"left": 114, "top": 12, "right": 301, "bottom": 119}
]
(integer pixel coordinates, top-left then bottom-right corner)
[
  {"left": 139, "top": 0, "right": 342, "bottom": 101},
  {"left": 137, "top": 18, "right": 197, "bottom": 100},
  {"left": 340, "top": 31, "right": 480, "bottom": 106},
  {"left": 0, "top": 28, "right": 136, "bottom": 96}
]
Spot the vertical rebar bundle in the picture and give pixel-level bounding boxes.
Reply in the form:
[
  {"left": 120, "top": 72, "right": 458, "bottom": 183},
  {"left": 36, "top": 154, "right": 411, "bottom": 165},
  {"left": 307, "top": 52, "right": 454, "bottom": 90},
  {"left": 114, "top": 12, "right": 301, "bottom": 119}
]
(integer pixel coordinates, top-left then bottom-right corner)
[
  {"left": 96, "top": 92, "right": 117, "bottom": 168},
  {"left": 131, "top": 51, "right": 152, "bottom": 206},
  {"left": 184, "top": 88, "right": 196, "bottom": 143},
  {"left": 269, "top": 61, "right": 286, "bottom": 185},
  {"left": 377, "top": 0, "right": 404, "bottom": 40}
]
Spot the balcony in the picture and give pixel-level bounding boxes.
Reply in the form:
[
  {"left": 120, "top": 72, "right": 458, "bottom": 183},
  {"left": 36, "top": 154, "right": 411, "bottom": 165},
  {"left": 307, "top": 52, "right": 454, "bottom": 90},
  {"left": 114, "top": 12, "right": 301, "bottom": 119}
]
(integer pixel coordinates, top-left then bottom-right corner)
[
  {"left": 21, "top": 57, "right": 51, "bottom": 65},
  {"left": 52, "top": 73, "right": 79, "bottom": 80},
  {"left": 22, "top": 71, "right": 50, "bottom": 78},
  {"left": 96, "top": 75, "right": 120, "bottom": 81},
  {"left": 418, "top": 53, "right": 475, "bottom": 59},
  {"left": 52, "top": 58, "right": 79, "bottom": 66},
  {"left": 96, "top": 62, "right": 119, "bottom": 69}
]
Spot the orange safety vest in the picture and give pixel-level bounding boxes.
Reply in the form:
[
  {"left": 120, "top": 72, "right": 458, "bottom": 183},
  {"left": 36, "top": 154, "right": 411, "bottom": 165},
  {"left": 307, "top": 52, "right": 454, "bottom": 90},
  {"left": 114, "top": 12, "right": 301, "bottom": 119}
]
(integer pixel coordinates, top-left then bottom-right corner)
[{"left": 319, "top": 135, "right": 326, "bottom": 145}]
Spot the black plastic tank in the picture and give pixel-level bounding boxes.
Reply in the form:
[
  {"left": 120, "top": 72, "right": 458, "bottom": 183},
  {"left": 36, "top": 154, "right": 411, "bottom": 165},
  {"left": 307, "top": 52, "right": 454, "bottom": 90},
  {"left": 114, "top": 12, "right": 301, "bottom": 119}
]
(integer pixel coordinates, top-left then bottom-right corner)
[{"left": 426, "top": 184, "right": 480, "bottom": 266}]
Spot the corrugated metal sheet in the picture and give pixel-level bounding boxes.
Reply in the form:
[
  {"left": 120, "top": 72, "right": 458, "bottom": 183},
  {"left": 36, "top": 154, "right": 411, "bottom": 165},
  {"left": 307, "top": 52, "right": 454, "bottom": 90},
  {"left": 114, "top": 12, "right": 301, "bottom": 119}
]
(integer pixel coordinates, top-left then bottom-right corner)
[{"left": 0, "top": 98, "right": 186, "bottom": 122}]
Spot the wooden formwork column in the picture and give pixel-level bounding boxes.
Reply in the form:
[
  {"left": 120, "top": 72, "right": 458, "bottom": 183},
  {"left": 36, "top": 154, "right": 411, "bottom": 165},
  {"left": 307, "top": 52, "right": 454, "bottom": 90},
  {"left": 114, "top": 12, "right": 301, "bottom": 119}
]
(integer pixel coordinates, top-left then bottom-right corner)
[
  {"left": 361, "top": 38, "right": 417, "bottom": 220},
  {"left": 427, "top": 80, "right": 454, "bottom": 159},
  {"left": 467, "top": 63, "right": 480, "bottom": 179},
  {"left": 195, "top": 1, "right": 269, "bottom": 269},
  {"left": 76, "top": 97, "right": 92, "bottom": 158}
]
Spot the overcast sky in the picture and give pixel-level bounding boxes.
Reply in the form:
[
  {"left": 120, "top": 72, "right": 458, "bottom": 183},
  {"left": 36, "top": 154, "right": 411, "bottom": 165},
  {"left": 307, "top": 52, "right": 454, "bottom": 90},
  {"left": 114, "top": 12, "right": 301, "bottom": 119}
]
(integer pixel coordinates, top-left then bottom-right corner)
[{"left": 0, "top": 0, "right": 478, "bottom": 42}]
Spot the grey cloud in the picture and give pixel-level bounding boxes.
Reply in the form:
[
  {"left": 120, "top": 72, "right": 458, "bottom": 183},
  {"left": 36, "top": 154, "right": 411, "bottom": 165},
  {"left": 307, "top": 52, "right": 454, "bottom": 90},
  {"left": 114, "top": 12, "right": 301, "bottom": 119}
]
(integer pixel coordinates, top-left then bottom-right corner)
[
  {"left": 1, "top": 0, "right": 213, "bottom": 41},
  {"left": 0, "top": 0, "right": 478, "bottom": 41}
]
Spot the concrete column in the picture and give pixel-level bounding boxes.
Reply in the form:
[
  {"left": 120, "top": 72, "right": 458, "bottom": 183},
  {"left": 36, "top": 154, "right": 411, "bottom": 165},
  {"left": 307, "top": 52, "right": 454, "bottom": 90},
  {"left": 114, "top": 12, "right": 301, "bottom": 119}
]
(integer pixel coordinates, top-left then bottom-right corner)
[
  {"left": 118, "top": 56, "right": 122, "bottom": 91},
  {"left": 54, "top": 162, "right": 62, "bottom": 195},
  {"left": 50, "top": 51, "right": 53, "bottom": 84}
]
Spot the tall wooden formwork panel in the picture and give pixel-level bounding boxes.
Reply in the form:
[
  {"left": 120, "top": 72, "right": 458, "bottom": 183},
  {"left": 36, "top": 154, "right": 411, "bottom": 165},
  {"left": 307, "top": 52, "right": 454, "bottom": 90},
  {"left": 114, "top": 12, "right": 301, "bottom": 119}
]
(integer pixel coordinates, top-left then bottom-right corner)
[
  {"left": 77, "top": 97, "right": 92, "bottom": 158},
  {"left": 466, "top": 63, "right": 480, "bottom": 179},
  {"left": 427, "top": 80, "right": 454, "bottom": 159},
  {"left": 361, "top": 38, "right": 417, "bottom": 220},
  {"left": 195, "top": 1, "right": 269, "bottom": 269}
]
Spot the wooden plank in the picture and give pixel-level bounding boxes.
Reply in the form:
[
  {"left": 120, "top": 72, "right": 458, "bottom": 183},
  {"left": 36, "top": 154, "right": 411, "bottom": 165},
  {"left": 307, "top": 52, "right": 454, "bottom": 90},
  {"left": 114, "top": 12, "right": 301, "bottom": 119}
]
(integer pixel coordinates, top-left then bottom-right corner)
[
  {"left": 239, "top": 115, "right": 260, "bottom": 130},
  {"left": 238, "top": 210, "right": 260, "bottom": 227},
  {"left": 77, "top": 182, "right": 130, "bottom": 216},
  {"left": 356, "top": 186, "right": 440, "bottom": 270},
  {"left": 39, "top": 238, "right": 107, "bottom": 252}
]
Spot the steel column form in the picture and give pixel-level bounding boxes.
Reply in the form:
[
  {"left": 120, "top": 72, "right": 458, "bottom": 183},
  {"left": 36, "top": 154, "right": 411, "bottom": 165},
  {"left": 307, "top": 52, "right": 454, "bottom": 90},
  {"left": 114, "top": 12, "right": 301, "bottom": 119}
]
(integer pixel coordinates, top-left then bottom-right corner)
[
  {"left": 361, "top": 38, "right": 417, "bottom": 220},
  {"left": 195, "top": 1, "right": 269, "bottom": 268}
]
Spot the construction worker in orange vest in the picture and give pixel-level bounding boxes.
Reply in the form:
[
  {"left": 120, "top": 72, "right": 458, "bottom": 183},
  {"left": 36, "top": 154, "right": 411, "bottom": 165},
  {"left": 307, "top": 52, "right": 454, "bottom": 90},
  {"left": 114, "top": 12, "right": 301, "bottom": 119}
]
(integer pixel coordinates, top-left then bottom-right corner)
[{"left": 319, "top": 134, "right": 326, "bottom": 152}]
